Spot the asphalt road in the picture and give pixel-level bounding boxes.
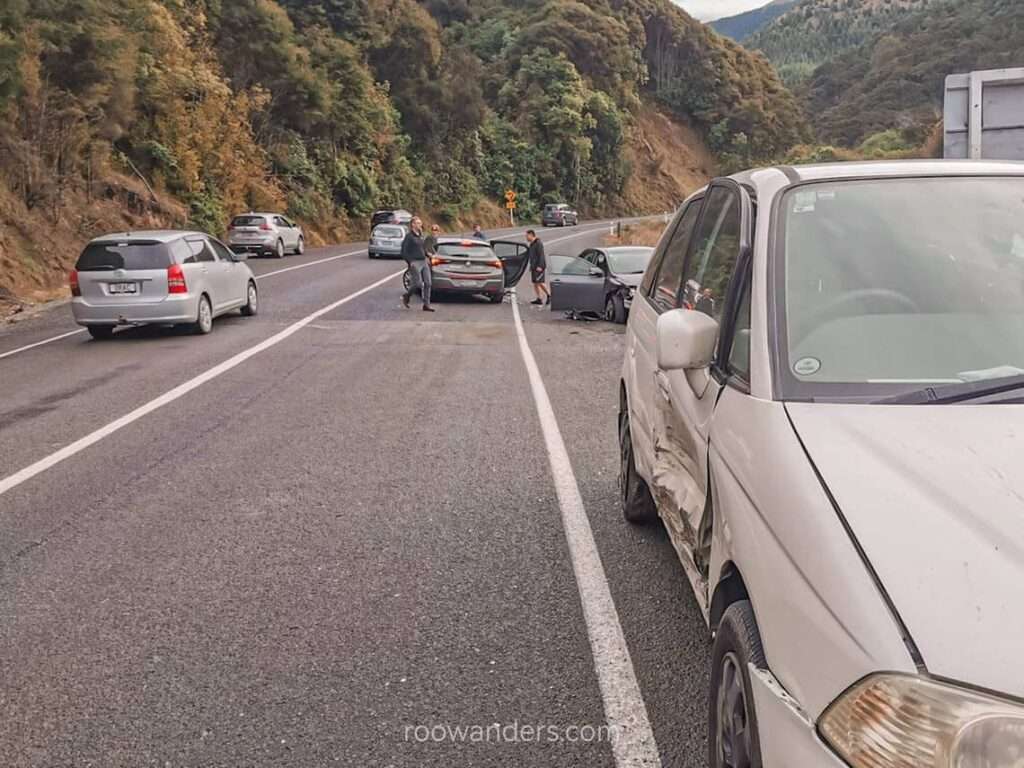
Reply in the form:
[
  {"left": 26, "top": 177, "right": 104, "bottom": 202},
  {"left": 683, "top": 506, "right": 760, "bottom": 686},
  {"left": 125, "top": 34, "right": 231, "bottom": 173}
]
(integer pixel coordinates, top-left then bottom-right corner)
[{"left": 0, "top": 220, "right": 709, "bottom": 767}]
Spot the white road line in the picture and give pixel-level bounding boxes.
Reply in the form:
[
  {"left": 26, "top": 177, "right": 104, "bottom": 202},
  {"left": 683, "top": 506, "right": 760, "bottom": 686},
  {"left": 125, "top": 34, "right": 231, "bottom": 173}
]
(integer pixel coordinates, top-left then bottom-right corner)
[
  {"left": 510, "top": 294, "right": 662, "bottom": 768},
  {"left": 0, "top": 329, "right": 87, "bottom": 361},
  {"left": 0, "top": 248, "right": 369, "bottom": 363},
  {"left": 0, "top": 268, "right": 405, "bottom": 498},
  {"left": 255, "top": 248, "right": 366, "bottom": 280}
]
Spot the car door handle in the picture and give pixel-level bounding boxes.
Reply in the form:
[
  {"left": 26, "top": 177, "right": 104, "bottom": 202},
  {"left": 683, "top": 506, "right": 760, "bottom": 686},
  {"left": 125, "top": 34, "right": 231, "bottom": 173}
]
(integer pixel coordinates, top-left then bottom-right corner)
[{"left": 655, "top": 370, "right": 671, "bottom": 401}]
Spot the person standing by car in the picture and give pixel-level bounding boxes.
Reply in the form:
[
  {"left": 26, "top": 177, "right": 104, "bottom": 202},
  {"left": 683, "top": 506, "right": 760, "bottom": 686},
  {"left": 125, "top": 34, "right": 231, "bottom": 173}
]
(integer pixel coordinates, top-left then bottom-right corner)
[
  {"left": 472, "top": 224, "right": 487, "bottom": 240},
  {"left": 425, "top": 224, "right": 441, "bottom": 258},
  {"left": 525, "top": 230, "right": 550, "bottom": 306},
  {"left": 401, "top": 217, "right": 434, "bottom": 312}
]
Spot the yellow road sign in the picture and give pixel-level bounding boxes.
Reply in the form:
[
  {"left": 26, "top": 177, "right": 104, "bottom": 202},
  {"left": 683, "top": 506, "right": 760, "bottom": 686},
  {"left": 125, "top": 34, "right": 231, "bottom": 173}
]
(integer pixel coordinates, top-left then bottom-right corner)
[
  {"left": 504, "top": 189, "right": 516, "bottom": 203},
  {"left": 506, "top": 201, "right": 517, "bottom": 210}
]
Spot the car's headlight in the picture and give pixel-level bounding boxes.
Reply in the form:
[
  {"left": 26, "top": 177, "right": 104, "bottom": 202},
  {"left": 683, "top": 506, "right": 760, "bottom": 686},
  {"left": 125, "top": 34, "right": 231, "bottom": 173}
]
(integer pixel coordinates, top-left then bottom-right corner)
[{"left": 820, "top": 674, "right": 1024, "bottom": 768}]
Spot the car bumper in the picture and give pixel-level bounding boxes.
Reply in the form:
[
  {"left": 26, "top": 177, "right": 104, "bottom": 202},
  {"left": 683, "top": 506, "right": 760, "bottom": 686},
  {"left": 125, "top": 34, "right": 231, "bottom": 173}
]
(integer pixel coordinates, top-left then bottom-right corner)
[
  {"left": 71, "top": 295, "right": 200, "bottom": 326},
  {"left": 370, "top": 246, "right": 403, "bottom": 258},
  {"left": 431, "top": 274, "right": 504, "bottom": 294},
  {"left": 749, "top": 666, "right": 846, "bottom": 768},
  {"left": 230, "top": 240, "right": 275, "bottom": 254}
]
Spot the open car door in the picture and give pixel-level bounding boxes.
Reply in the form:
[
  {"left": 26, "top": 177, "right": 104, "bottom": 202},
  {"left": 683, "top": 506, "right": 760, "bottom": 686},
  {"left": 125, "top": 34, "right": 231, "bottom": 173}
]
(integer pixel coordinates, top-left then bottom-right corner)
[
  {"left": 549, "top": 254, "right": 607, "bottom": 313},
  {"left": 491, "top": 240, "right": 531, "bottom": 287}
]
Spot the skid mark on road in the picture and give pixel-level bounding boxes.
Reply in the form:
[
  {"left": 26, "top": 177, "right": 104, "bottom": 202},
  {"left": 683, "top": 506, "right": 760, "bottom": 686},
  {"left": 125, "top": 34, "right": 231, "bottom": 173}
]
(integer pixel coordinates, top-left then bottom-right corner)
[
  {"left": 510, "top": 293, "right": 661, "bottom": 768},
  {"left": 0, "top": 269, "right": 405, "bottom": 498}
]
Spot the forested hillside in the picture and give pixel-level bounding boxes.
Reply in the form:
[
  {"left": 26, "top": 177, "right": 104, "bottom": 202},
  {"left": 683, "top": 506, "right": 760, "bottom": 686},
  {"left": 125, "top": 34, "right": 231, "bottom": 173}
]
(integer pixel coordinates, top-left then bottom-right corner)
[
  {"left": 804, "top": 0, "right": 1024, "bottom": 147},
  {"left": 747, "top": 0, "right": 941, "bottom": 85},
  {"left": 711, "top": 0, "right": 796, "bottom": 43},
  {"left": 0, "top": 0, "right": 804, "bottom": 304}
]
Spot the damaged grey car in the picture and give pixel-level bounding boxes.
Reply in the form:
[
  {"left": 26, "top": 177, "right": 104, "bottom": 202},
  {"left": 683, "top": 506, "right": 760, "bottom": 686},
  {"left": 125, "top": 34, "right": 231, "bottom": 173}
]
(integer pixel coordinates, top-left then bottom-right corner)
[{"left": 619, "top": 160, "right": 1024, "bottom": 767}]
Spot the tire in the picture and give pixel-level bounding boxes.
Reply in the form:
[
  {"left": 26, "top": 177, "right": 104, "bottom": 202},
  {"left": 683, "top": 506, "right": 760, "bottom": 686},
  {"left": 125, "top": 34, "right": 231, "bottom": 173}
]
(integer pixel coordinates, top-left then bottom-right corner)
[
  {"left": 275, "top": 239, "right": 285, "bottom": 259},
  {"left": 369, "top": 251, "right": 377, "bottom": 259},
  {"left": 87, "top": 325, "right": 114, "bottom": 340},
  {"left": 605, "top": 293, "right": 626, "bottom": 324},
  {"left": 240, "top": 281, "right": 259, "bottom": 316},
  {"left": 193, "top": 294, "right": 214, "bottom": 335},
  {"left": 488, "top": 291, "right": 504, "bottom": 304},
  {"left": 295, "top": 236, "right": 304, "bottom": 255},
  {"left": 709, "top": 601, "right": 765, "bottom": 768},
  {"left": 619, "top": 405, "right": 658, "bottom": 524},
  {"left": 402, "top": 269, "right": 412, "bottom": 293}
]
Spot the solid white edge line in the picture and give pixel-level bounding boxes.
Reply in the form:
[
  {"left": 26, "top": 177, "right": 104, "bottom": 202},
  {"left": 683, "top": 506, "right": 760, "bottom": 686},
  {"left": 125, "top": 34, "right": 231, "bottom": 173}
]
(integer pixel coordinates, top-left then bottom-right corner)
[
  {"left": 510, "top": 292, "right": 662, "bottom": 768},
  {"left": 0, "top": 268, "right": 406, "bottom": 498},
  {"left": 0, "top": 329, "right": 86, "bottom": 361}
]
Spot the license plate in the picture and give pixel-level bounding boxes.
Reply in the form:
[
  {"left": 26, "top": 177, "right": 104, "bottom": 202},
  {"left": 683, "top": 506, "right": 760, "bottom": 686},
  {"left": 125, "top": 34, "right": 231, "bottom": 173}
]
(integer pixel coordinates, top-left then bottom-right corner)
[
  {"left": 109, "top": 282, "right": 137, "bottom": 294},
  {"left": 455, "top": 279, "right": 480, "bottom": 287}
]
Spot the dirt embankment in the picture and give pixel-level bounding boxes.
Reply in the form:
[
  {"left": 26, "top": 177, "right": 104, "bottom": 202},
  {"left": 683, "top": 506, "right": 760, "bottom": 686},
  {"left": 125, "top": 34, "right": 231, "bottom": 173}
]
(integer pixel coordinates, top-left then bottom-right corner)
[{"left": 620, "top": 100, "right": 714, "bottom": 215}]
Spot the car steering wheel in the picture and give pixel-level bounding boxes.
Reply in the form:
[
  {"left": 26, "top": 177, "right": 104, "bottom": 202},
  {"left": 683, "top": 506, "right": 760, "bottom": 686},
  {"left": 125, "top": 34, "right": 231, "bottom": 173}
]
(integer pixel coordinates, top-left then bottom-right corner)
[{"left": 796, "top": 288, "right": 920, "bottom": 342}]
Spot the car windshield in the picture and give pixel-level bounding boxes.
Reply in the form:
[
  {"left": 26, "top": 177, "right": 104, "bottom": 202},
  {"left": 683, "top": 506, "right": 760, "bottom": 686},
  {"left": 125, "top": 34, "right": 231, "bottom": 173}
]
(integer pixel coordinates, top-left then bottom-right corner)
[
  {"left": 373, "top": 226, "right": 404, "bottom": 238},
  {"left": 75, "top": 241, "right": 173, "bottom": 271},
  {"left": 778, "top": 176, "right": 1024, "bottom": 400},
  {"left": 606, "top": 248, "right": 653, "bottom": 274},
  {"left": 231, "top": 216, "right": 265, "bottom": 227},
  {"left": 437, "top": 244, "right": 494, "bottom": 259}
]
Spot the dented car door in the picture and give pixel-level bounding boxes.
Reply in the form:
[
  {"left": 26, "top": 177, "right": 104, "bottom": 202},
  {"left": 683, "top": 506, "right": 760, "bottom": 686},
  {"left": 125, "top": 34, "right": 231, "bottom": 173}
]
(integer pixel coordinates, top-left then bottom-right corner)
[{"left": 651, "top": 181, "right": 752, "bottom": 591}]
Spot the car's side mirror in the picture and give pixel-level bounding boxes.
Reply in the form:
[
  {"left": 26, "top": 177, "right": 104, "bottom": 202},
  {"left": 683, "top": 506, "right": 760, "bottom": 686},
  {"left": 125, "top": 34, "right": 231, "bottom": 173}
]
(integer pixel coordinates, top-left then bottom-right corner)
[
  {"left": 589, "top": 267, "right": 604, "bottom": 278},
  {"left": 657, "top": 308, "right": 718, "bottom": 371}
]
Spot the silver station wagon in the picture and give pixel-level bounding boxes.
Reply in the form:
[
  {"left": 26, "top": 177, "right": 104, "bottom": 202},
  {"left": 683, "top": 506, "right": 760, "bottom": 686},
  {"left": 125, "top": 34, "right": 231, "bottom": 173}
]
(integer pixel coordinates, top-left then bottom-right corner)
[
  {"left": 619, "top": 160, "right": 1024, "bottom": 768},
  {"left": 70, "top": 230, "right": 259, "bottom": 339}
]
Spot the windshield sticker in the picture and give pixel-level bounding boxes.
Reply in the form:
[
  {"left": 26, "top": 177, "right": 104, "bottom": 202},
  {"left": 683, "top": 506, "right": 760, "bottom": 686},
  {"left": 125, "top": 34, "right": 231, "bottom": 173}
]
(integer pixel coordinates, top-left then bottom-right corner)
[
  {"left": 793, "top": 357, "right": 821, "bottom": 376},
  {"left": 793, "top": 191, "right": 817, "bottom": 214}
]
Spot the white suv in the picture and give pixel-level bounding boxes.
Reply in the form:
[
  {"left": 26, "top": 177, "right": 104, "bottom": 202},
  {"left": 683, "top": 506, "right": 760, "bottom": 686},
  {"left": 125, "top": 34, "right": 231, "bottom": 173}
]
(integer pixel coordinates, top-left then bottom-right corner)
[
  {"left": 227, "top": 213, "right": 304, "bottom": 258},
  {"left": 620, "top": 161, "right": 1024, "bottom": 767}
]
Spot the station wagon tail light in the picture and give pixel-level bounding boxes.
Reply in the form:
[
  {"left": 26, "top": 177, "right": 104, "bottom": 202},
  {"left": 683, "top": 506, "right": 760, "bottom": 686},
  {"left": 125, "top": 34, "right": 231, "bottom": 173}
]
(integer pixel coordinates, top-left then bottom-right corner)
[
  {"left": 69, "top": 269, "right": 80, "bottom": 297},
  {"left": 167, "top": 264, "right": 188, "bottom": 294},
  {"left": 820, "top": 674, "right": 1024, "bottom": 767}
]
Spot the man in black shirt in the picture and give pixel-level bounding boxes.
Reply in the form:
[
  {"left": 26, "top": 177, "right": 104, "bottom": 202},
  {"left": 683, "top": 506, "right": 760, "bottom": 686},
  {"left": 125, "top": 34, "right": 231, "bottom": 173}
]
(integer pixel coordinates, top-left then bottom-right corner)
[
  {"left": 401, "top": 216, "right": 434, "bottom": 312},
  {"left": 525, "top": 230, "right": 550, "bottom": 306}
]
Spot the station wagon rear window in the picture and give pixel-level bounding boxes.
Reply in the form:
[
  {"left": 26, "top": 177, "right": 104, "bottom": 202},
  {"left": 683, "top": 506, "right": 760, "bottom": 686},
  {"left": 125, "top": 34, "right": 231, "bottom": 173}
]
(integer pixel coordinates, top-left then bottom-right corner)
[
  {"left": 75, "top": 241, "right": 173, "bottom": 271},
  {"left": 436, "top": 245, "right": 494, "bottom": 259},
  {"left": 373, "top": 226, "right": 404, "bottom": 238}
]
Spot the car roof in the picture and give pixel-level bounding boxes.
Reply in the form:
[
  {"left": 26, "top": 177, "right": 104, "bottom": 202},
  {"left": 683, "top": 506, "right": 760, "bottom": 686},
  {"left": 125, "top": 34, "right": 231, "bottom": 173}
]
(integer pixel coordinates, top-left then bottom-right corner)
[
  {"left": 232, "top": 212, "right": 285, "bottom": 218},
  {"left": 603, "top": 245, "right": 654, "bottom": 253},
  {"left": 88, "top": 230, "right": 208, "bottom": 244},
  {"left": 731, "top": 159, "right": 1024, "bottom": 190},
  {"left": 436, "top": 237, "right": 490, "bottom": 245}
]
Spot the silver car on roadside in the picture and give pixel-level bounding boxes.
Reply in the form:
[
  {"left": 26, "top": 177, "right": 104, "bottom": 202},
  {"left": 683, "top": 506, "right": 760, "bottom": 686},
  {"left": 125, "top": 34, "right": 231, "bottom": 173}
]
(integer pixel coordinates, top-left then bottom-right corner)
[
  {"left": 621, "top": 160, "right": 1024, "bottom": 767},
  {"left": 401, "top": 237, "right": 531, "bottom": 303},
  {"left": 368, "top": 224, "right": 407, "bottom": 259},
  {"left": 227, "top": 212, "right": 304, "bottom": 258},
  {"left": 70, "top": 230, "right": 259, "bottom": 340}
]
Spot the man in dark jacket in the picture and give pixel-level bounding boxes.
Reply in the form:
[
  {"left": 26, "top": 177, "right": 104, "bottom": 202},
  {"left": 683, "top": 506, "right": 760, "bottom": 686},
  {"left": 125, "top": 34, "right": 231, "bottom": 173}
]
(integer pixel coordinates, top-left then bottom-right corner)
[
  {"left": 472, "top": 224, "right": 487, "bottom": 241},
  {"left": 525, "top": 229, "right": 550, "bottom": 306},
  {"left": 401, "top": 216, "right": 434, "bottom": 312}
]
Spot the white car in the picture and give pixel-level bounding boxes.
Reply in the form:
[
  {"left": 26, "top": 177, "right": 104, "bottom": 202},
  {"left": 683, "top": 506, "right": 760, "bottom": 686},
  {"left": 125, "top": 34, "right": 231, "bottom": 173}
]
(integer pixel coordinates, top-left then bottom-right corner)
[
  {"left": 619, "top": 160, "right": 1024, "bottom": 768},
  {"left": 227, "top": 212, "right": 304, "bottom": 258}
]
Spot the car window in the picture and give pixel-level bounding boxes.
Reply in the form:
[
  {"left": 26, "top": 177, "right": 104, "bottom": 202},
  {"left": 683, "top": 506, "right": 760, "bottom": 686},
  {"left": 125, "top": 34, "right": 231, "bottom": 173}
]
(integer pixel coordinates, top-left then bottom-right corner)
[
  {"left": 680, "top": 186, "right": 741, "bottom": 324},
  {"left": 187, "top": 239, "right": 216, "bottom": 263},
  {"left": 436, "top": 244, "right": 495, "bottom": 259},
  {"left": 170, "top": 239, "right": 194, "bottom": 265},
  {"left": 727, "top": 272, "right": 752, "bottom": 382},
  {"left": 274, "top": 217, "right": 287, "bottom": 228},
  {"left": 549, "top": 254, "right": 596, "bottom": 276},
  {"left": 373, "top": 225, "right": 404, "bottom": 238},
  {"left": 75, "top": 241, "right": 173, "bottom": 271},
  {"left": 209, "top": 239, "right": 236, "bottom": 262},
  {"left": 606, "top": 248, "right": 653, "bottom": 275},
  {"left": 649, "top": 201, "right": 702, "bottom": 313},
  {"left": 231, "top": 215, "right": 265, "bottom": 227}
]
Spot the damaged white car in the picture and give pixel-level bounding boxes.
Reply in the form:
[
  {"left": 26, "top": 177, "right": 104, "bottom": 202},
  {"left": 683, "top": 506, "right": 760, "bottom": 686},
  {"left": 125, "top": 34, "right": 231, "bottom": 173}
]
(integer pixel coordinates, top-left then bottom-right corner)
[{"left": 619, "top": 160, "right": 1024, "bottom": 768}]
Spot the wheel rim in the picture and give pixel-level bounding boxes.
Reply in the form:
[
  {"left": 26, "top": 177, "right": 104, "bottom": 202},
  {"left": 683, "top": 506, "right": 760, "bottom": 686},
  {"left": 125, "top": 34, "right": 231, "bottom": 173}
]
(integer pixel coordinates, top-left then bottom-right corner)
[
  {"left": 248, "top": 284, "right": 257, "bottom": 310},
  {"left": 619, "top": 414, "right": 632, "bottom": 504},
  {"left": 716, "top": 652, "right": 753, "bottom": 768},
  {"left": 277, "top": 241, "right": 284, "bottom": 257},
  {"left": 606, "top": 297, "right": 615, "bottom": 321},
  {"left": 199, "top": 298, "right": 212, "bottom": 330},
  {"left": 298, "top": 238, "right": 304, "bottom": 254}
]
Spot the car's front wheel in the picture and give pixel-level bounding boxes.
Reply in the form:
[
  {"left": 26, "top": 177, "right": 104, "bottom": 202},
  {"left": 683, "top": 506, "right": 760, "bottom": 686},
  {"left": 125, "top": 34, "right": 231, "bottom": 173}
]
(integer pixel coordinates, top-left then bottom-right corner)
[
  {"left": 709, "top": 601, "right": 765, "bottom": 768},
  {"left": 240, "top": 281, "right": 258, "bottom": 316},
  {"left": 87, "top": 325, "right": 114, "bottom": 340},
  {"left": 619, "top": 405, "right": 657, "bottom": 523},
  {"left": 605, "top": 293, "right": 626, "bottom": 324},
  {"left": 193, "top": 294, "right": 213, "bottom": 335},
  {"left": 275, "top": 239, "right": 285, "bottom": 259}
]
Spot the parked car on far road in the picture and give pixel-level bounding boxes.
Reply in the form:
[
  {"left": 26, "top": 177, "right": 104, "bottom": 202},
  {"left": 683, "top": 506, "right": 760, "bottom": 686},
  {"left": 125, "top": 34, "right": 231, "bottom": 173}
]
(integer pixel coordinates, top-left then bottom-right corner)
[
  {"left": 541, "top": 203, "right": 579, "bottom": 227},
  {"left": 370, "top": 208, "right": 413, "bottom": 234},
  {"left": 227, "top": 213, "right": 304, "bottom": 258},
  {"left": 401, "top": 237, "right": 531, "bottom": 303},
  {"left": 71, "top": 230, "right": 258, "bottom": 340},
  {"left": 368, "top": 224, "right": 407, "bottom": 259},
  {"left": 620, "top": 160, "right": 1024, "bottom": 767}
]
